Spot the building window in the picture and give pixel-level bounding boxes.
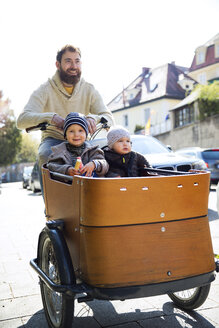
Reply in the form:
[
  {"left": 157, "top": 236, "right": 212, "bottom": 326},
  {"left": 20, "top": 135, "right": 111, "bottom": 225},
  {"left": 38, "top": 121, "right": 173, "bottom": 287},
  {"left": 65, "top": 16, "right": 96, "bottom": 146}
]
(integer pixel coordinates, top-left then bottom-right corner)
[
  {"left": 196, "top": 51, "right": 205, "bottom": 65},
  {"left": 215, "top": 44, "right": 219, "bottom": 58},
  {"left": 174, "top": 106, "right": 194, "bottom": 128},
  {"left": 123, "top": 114, "right": 128, "bottom": 127},
  {"left": 198, "top": 72, "right": 206, "bottom": 84}
]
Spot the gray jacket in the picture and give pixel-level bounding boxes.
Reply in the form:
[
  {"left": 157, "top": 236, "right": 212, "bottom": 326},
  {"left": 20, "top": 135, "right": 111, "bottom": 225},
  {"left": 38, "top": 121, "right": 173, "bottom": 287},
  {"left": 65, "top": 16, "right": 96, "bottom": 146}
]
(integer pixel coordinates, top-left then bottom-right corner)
[{"left": 47, "top": 141, "right": 108, "bottom": 176}]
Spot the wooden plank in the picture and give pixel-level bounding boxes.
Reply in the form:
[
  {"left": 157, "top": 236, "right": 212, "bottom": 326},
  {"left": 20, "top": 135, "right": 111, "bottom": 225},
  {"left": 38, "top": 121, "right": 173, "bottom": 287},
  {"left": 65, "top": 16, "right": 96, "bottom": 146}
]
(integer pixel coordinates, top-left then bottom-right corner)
[
  {"left": 80, "top": 173, "right": 210, "bottom": 226},
  {"left": 79, "top": 216, "right": 215, "bottom": 287},
  {"left": 43, "top": 169, "right": 81, "bottom": 272}
]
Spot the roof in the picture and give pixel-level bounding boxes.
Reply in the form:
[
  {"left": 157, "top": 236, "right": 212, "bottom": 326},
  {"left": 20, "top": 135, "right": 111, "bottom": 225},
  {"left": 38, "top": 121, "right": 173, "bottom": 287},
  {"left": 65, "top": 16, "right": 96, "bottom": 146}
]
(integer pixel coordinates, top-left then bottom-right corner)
[
  {"left": 204, "top": 33, "right": 219, "bottom": 47},
  {"left": 189, "top": 33, "right": 219, "bottom": 72},
  {"left": 170, "top": 90, "right": 199, "bottom": 111},
  {"left": 108, "top": 63, "right": 195, "bottom": 112}
]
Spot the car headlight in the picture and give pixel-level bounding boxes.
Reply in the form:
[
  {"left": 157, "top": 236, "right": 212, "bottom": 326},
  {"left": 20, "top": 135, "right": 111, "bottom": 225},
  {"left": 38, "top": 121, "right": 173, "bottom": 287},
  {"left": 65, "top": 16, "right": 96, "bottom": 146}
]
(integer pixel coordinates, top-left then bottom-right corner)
[{"left": 191, "top": 160, "right": 208, "bottom": 170}]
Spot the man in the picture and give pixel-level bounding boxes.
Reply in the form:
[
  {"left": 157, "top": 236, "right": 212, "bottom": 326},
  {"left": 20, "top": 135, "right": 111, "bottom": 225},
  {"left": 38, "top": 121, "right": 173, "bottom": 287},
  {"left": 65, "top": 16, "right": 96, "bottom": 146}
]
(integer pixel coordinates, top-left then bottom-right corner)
[{"left": 17, "top": 45, "right": 114, "bottom": 188}]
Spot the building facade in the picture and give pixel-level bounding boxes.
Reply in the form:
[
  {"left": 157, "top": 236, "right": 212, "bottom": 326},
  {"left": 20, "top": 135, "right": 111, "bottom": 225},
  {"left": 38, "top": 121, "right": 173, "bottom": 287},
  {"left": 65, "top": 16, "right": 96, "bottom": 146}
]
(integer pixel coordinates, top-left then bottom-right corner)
[
  {"left": 107, "top": 33, "right": 219, "bottom": 150},
  {"left": 170, "top": 33, "right": 219, "bottom": 133},
  {"left": 188, "top": 33, "right": 219, "bottom": 85},
  {"left": 107, "top": 64, "right": 196, "bottom": 136}
]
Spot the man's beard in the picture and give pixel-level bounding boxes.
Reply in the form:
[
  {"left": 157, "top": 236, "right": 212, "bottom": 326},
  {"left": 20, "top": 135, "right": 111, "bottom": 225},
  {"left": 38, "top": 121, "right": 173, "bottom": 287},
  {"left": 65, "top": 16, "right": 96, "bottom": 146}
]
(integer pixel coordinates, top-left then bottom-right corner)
[{"left": 59, "top": 66, "right": 81, "bottom": 85}]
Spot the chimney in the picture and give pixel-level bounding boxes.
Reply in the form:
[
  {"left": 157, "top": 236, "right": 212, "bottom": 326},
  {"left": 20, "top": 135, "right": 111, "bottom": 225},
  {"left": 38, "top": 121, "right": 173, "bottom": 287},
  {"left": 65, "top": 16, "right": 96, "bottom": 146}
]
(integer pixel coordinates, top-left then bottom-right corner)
[{"left": 142, "top": 67, "right": 150, "bottom": 75}]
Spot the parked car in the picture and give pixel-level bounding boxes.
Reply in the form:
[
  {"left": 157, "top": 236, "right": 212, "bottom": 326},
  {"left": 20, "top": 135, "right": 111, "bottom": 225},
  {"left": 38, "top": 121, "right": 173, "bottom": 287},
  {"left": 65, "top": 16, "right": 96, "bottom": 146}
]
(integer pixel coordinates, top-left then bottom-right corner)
[
  {"left": 1, "top": 172, "right": 7, "bottom": 183},
  {"left": 29, "top": 162, "right": 41, "bottom": 193},
  {"left": 217, "top": 183, "right": 219, "bottom": 217},
  {"left": 90, "top": 135, "right": 207, "bottom": 172},
  {"left": 175, "top": 147, "right": 219, "bottom": 184},
  {"left": 22, "top": 166, "right": 33, "bottom": 189}
]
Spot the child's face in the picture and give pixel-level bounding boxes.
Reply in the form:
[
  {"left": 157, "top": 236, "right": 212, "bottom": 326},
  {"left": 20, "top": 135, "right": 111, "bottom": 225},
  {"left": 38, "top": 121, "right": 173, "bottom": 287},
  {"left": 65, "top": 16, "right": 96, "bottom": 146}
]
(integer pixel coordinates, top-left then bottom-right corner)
[
  {"left": 66, "top": 124, "right": 86, "bottom": 146},
  {"left": 112, "top": 137, "right": 131, "bottom": 155}
]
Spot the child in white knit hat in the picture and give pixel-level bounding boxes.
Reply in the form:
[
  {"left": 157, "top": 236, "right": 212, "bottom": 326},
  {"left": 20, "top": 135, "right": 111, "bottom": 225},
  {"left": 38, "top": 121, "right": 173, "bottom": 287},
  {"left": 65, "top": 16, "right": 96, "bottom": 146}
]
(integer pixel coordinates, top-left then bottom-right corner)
[{"left": 103, "top": 126, "right": 151, "bottom": 177}]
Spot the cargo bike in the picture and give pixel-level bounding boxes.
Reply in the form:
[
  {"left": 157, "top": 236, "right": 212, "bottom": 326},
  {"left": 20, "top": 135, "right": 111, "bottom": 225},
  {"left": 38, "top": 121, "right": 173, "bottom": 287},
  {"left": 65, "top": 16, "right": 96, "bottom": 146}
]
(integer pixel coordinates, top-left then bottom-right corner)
[{"left": 29, "top": 122, "right": 219, "bottom": 328}]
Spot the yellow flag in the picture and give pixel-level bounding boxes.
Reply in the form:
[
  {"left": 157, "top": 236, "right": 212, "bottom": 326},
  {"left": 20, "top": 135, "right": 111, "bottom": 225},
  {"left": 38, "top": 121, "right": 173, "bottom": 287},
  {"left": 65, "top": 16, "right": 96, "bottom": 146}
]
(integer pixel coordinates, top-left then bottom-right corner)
[{"left": 145, "top": 117, "right": 151, "bottom": 135}]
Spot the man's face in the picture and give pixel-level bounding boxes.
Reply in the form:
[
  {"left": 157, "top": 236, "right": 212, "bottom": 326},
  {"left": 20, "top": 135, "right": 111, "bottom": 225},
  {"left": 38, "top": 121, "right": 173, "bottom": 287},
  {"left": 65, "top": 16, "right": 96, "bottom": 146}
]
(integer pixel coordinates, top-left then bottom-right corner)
[{"left": 56, "top": 50, "right": 82, "bottom": 85}]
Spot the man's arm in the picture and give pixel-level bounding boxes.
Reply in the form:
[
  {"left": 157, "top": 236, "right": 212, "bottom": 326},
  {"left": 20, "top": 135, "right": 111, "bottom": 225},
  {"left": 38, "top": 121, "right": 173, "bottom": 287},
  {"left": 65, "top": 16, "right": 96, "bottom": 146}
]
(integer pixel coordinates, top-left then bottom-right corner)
[
  {"left": 86, "top": 88, "right": 115, "bottom": 131},
  {"left": 17, "top": 84, "right": 55, "bottom": 130}
]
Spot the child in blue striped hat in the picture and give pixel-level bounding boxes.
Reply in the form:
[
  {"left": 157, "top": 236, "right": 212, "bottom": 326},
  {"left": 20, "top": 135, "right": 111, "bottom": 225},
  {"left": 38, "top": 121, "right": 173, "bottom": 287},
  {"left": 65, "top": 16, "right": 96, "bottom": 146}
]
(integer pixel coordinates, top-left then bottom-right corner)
[{"left": 47, "top": 112, "right": 108, "bottom": 177}]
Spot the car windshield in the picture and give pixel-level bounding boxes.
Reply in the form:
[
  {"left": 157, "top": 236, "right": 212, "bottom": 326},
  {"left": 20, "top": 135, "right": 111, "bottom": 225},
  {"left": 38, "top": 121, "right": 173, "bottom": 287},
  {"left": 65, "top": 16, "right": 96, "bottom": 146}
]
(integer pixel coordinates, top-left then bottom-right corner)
[
  {"left": 202, "top": 150, "right": 219, "bottom": 160},
  {"left": 131, "top": 137, "right": 170, "bottom": 155}
]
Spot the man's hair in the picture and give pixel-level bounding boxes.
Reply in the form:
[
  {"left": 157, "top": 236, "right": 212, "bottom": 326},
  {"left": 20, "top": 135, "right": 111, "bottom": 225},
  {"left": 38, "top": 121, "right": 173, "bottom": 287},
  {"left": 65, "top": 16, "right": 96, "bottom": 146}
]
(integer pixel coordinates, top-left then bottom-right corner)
[{"left": 56, "top": 45, "right": 81, "bottom": 62}]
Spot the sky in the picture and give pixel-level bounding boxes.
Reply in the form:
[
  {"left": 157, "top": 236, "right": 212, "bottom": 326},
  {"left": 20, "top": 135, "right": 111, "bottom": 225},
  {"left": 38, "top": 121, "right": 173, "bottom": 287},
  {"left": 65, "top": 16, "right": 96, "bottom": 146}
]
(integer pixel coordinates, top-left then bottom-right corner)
[{"left": 0, "top": 0, "right": 219, "bottom": 118}]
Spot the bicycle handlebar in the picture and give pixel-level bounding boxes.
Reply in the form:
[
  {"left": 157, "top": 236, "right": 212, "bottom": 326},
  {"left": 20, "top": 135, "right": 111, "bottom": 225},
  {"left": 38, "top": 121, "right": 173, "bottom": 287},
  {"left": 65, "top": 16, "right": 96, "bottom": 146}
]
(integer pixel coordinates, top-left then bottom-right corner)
[
  {"left": 25, "top": 117, "right": 110, "bottom": 139},
  {"left": 26, "top": 122, "right": 49, "bottom": 133}
]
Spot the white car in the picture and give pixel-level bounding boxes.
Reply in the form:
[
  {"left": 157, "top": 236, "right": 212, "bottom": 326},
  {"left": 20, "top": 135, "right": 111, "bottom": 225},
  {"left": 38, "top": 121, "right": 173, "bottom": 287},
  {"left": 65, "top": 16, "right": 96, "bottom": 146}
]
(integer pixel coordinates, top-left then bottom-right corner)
[
  {"left": 91, "top": 135, "right": 207, "bottom": 172},
  {"left": 217, "top": 183, "right": 219, "bottom": 216},
  {"left": 29, "top": 162, "right": 41, "bottom": 193},
  {"left": 22, "top": 166, "right": 33, "bottom": 189}
]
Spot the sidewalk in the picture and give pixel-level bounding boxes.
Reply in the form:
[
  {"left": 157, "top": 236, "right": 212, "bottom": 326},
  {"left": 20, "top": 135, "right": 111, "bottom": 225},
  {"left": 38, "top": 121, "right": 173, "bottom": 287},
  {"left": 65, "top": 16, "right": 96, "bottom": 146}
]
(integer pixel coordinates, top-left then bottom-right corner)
[{"left": 0, "top": 182, "right": 219, "bottom": 328}]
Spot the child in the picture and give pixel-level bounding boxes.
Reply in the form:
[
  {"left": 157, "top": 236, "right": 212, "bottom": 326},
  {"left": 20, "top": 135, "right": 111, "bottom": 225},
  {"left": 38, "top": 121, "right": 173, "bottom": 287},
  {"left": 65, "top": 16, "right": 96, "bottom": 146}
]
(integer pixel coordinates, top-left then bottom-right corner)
[
  {"left": 47, "top": 112, "right": 108, "bottom": 177},
  {"left": 103, "top": 126, "right": 151, "bottom": 177}
]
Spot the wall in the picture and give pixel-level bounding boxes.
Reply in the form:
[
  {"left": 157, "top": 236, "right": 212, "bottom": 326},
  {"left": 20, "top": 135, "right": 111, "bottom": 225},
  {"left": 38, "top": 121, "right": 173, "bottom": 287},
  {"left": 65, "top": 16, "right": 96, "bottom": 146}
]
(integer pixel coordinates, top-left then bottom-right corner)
[
  {"left": 188, "top": 62, "right": 219, "bottom": 84},
  {"left": 112, "top": 98, "right": 181, "bottom": 134},
  {"left": 155, "top": 114, "right": 219, "bottom": 151}
]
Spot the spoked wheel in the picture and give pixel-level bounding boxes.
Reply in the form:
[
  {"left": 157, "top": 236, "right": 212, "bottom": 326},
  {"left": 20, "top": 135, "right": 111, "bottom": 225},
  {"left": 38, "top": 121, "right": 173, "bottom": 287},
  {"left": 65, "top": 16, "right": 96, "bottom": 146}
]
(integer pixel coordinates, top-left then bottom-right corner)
[
  {"left": 168, "top": 284, "right": 211, "bottom": 310},
  {"left": 38, "top": 229, "right": 74, "bottom": 328}
]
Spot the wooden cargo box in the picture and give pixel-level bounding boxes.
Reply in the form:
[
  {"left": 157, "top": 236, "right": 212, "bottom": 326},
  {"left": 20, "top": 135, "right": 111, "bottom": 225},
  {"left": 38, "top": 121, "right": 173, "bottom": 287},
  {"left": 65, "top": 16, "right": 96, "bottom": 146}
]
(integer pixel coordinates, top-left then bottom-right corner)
[{"left": 43, "top": 168, "right": 215, "bottom": 288}]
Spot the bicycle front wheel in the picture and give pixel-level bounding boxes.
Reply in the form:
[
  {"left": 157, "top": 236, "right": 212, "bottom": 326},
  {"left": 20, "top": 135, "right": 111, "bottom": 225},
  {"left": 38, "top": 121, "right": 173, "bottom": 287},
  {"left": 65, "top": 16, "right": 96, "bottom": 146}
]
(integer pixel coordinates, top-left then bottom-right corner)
[{"left": 38, "top": 229, "right": 74, "bottom": 328}]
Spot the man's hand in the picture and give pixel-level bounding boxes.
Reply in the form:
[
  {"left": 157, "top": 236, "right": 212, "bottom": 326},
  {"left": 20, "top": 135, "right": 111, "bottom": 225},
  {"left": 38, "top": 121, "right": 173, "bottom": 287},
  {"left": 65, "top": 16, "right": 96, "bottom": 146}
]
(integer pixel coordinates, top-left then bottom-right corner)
[
  {"left": 80, "top": 162, "right": 95, "bottom": 177},
  {"left": 67, "top": 167, "right": 80, "bottom": 176},
  {"left": 51, "top": 114, "right": 64, "bottom": 129},
  {"left": 86, "top": 117, "right": 97, "bottom": 134}
]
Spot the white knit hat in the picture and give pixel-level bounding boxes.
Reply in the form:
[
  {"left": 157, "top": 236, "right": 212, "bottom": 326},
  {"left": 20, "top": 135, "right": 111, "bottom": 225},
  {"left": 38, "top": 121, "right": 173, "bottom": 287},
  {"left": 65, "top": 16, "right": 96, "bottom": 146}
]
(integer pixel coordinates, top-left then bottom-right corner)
[{"left": 107, "top": 126, "right": 130, "bottom": 149}]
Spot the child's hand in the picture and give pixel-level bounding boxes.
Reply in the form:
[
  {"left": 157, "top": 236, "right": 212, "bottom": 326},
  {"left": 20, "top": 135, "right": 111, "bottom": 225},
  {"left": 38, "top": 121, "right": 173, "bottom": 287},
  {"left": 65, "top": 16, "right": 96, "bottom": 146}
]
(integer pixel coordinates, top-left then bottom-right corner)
[
  {"left": 79, "top": 162, "right": 95, "bottom": 177},
  {"left": 67, "top": 167, "right": 80, "bottom": 176}
]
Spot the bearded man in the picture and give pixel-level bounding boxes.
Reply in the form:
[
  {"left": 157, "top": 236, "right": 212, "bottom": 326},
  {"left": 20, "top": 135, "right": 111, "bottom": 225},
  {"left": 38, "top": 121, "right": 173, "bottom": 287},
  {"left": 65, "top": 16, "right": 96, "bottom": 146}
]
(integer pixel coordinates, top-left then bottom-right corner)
[{"left": 17, "top": 45, "right": 114, "bottom": 189}]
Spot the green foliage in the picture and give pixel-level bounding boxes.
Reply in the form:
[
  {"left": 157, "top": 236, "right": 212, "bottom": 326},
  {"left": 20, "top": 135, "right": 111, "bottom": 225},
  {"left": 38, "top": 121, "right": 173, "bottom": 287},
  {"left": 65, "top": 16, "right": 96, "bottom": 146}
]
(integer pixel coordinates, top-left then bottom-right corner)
[
  {"left": 16, "top": 133, "right": 39, "bottom": 163},
  {"left": 134, "top": 124, "right": 145, "bottom": 133},
  {"left": 195, "top": 81, "right": 219, "bottom": 120},
  {"left": 0, "top": 113, "right": 22, "bottom": 166}
]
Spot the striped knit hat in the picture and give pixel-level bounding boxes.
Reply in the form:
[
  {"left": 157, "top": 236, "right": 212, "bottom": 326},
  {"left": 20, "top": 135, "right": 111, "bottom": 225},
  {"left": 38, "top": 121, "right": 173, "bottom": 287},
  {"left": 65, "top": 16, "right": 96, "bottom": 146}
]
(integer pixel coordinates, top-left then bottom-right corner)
[
  {"left": 63, "top": 112, "right": 89, "bottom": 138},
  {"left": 107, "top": 126, "right": 130, "bottom": 149}
]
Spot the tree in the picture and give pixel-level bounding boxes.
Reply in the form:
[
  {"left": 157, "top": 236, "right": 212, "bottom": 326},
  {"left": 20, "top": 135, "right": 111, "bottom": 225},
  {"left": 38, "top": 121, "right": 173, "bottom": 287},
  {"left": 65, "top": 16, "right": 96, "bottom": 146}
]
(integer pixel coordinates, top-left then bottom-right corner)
[
  {"left": 16, "top": 133, "right": 39, "bottom": 163},
  {"left": 195, "top": 81, "right": 219, "bottom": 120},
  {"left": 0, "top": 91, "right": 22, "bottom": 166},
  {"left": 0, "top": 112, "right": 22, "bottom": 166}
]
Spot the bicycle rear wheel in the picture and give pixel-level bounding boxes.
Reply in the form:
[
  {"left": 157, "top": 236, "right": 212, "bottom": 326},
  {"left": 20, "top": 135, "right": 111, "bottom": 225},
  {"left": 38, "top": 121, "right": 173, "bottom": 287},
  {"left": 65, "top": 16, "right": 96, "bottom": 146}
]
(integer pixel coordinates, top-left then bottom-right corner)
[{"left": 168, "top": 284, "right": 210, "bottom": 310}]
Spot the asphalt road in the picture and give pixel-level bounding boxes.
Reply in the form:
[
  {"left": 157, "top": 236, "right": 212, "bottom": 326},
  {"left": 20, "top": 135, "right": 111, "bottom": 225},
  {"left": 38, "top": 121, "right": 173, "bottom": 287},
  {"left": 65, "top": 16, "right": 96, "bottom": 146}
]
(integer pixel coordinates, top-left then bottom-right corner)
[{"left": 0, "top": 182, "right": 219, "bottom": 328}]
